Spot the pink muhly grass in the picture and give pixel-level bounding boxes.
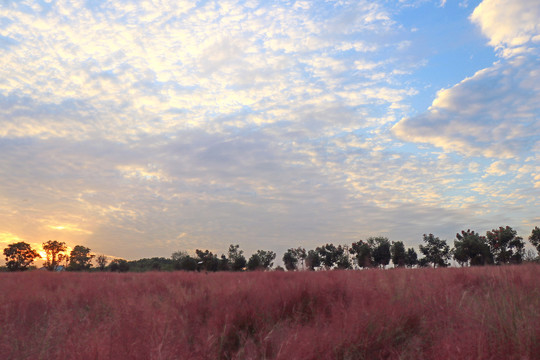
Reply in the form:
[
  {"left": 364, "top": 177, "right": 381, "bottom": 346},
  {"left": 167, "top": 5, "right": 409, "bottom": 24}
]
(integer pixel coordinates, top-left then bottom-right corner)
[{"left": 0, "top": 265, "right": 539, "bottom": 359}]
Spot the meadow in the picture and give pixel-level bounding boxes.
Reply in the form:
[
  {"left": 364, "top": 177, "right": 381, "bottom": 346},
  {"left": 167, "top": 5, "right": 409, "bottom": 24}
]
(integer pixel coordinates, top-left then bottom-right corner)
[{"left": 1, "top": 265, "right": 539, "bottom": 360}]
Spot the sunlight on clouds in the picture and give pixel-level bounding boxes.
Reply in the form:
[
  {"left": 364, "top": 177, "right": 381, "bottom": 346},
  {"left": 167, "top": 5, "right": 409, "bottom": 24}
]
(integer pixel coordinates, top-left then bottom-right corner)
[
  {"left": 392, "top": 54, "right": 540, "bottom": 159},
  {"left": 0, "top": 0, "right": 538, "bottom": 259},
  {"left": 47, "top": 224, "right": 93, "bottom": 235},
  {"left": 0, "top": 0, "right": 408, "bottom": 141},
  {"left": 484, "top": 161, "right": 509, "bottom": 177},
  {"left": 0, "top": 232, "right": 25, "bottom": 247},
  {"left": 471, "top": 0, "right": 540, "bottom": 56}
]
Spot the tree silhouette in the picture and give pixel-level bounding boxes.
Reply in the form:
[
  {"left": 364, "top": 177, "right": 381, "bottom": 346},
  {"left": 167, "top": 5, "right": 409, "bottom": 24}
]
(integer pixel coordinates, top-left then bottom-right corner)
[
  {"left": 305, "top": 249, "right": 321, "bottom": 270},
  {"left": 3, "top": 242, "right": 39, "bottom": 271},
  {"left": 391, "top": 241, "right": 406, "bottom": 267},
  {"left": 369, "top": 237, "right": 391, "bottom": 268},
  {"left": 419, "top": 234, "right": 450, "bottom": 268},
  {"left": 316, "top": 244, "right": 343, "bottom": 269},
  {"left": 350, "top": 240, "right": 372, "bottom": 268},
  {"left": 247, "top": 250, "right": 276, "bottom": 271},
  {"left": 68, "top": 245, "right": 94, "bottom": 271},
  {"left": 42, "top": 240, "right": 68, "bottom": 271},
  {"left": 405, "top": 247, "right": 418, "bottom": 268},
  {"left": 109, "top": 258, "right": 129, "bottom": 272},
  {"left": 453, "top": 230, "right": 492, "bottom": 266},
  {"left": 227, "top": 244, "right": 246, "bottom": 271},
  {"left": 96, "top": 255, "right": 108, "bottom": 271},
  {"left": 486, "top": 226, "right": 524, "bottom": 264},
  {"left": 528, "top": 227, "right": 540, "bottom": 254}
]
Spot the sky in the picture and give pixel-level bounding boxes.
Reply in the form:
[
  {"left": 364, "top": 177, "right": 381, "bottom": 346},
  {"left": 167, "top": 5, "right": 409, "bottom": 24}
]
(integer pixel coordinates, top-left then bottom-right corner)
[{"left": 1, "top": 0, "right": 539, "bottom": 263}]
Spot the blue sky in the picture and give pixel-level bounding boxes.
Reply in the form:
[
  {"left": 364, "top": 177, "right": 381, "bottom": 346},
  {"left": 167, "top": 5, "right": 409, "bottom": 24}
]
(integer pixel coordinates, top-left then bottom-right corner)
[{"left": 1, "top": 0, "right": 539, "bottom": 262}]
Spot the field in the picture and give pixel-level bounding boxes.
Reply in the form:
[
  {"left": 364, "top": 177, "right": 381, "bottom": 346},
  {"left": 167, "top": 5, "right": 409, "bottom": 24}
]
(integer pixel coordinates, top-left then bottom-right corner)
[{"left": 1, "top": 265, "right": 539, "bottom": 360}]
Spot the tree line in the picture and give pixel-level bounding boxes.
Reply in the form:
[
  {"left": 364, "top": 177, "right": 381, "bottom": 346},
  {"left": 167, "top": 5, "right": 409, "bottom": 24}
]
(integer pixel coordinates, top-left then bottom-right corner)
[{"left": 2, "top": 226, "right": 540, "bottom": 272}]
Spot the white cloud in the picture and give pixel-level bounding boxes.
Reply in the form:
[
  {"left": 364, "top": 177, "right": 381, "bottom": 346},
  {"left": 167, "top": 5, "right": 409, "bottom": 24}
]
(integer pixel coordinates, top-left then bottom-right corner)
[
  {"left": 471, "top": 0, "right": 540, "bottom": 56},
  {"left": 0, "top": 0, "right": 405, "bottom": 142},
  {"left": 393, "top": 0, "right": 540, "bottom": 160},
  {"left": 392, "top": 54, "right": 540, "bottom": 159}
]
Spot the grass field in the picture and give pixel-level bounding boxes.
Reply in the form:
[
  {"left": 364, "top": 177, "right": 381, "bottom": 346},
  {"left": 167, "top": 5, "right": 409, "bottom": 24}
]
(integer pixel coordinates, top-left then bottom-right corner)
[{"left": 1, "top": 265, "right": 539, "bottom": 359}]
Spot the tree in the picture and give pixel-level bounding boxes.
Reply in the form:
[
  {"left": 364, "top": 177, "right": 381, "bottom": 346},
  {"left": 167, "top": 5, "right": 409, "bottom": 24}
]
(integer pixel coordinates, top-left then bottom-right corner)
[
  {"left": 42, "top": 240, "right": 68, "bottom": 271},
  {"left": 68, "top": 245, "right": 94, "bottom": 271},
  {"left": 247, "top": 253, "right": 261, "bottom": 271},
  {"left": 282, "top": 248, "right": 299, "bottom": 271},
  {"left": 217, "top": 254, "right": 230, "bottom": 271},
  {"left": 419, "top": 234, "right": 450, "bottom": 268},
  {"left": 316, "top": 243, "right": 344, "bottom": 269},
  {"left": 368, "top": 237, "right": 391, "bottom": 268},
  {"left": 453, "top": 230, "right": 492, "bottom": 266},
  {"left": 391, "top": 241, "right": 406, "bottom": 267},
  {"left": 335, "top": 245, "right": 352, "bottom": 269},
  {"left": 528, "top": 226, "right": 540, "bottom": 254},
  {"left": 295, "top": 247, "right": 307, "bottom": 270},
  {"left": 350, "top": 240, "right": 372, "bottom": 268},
  {"left": 3, "top": 242, "right": 39, "bottom": 271},
  {"left": 305, "top": 249, "right": 321, "bottom": 270},
  {"left": 96, "top": 255, "right": 108, "bottom": 271},
  {"left": 227, "top": 244, "right": 246, "bottom": 271},
  {"left": 128, "top": 257, "right": 174, "bottom": 271},
  {"left": 486, "top": 226, "right": 525, "bottom": 264},
  {"left": 405, "top": 247, "right": 418, "bottom": 268},
  {"left": 247, "top": 250, "right": 276, "bottom": 271},
  {"left": 195, "top": 249, "right": 219, "bottom": 272},
  {"left": 109, "top": 258, "right": 129, "bottom": 272},
  {"left": 172, "top": 251, "right": 198, "bottom": 271}
]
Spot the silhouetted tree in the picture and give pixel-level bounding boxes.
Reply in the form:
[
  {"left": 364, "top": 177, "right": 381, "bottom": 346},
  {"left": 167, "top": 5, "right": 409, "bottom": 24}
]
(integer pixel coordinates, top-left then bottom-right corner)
[
  {"left": 335, "top": 245, "right": 352, "bottom": 269},
  {"left": 247, "top": 253, "right": 261, "bottom": 270},
  {"left": 368, "top": 237, "right": 391, "bottom": 268},
  {"left": 109, "top": 258, "right": 129, "bottom": 272},
  {"left": 172, "top": 251, "right": 198, "bottom": 271},
  {"left": 128, "top": 257, "right": 174, "bottom": 271},
  {"left": 391, "top": 241, "right": 406, "bottom": 267},
  {"left": 528, "top": 226, "right": 540, "bottom": 255},
  {"left": 42, "top": 240, "right": 68, "bottom": 271},
  {"left": 350, "top": 240, "right": 372, "bottom": 268},
  {"left": 283, "top": 248, "right": 299, "bottom": 271},
  {"left": 228, "top": 244, "right": 246, "bottom": 271},
  {"left": 316, "top": 243, "right": 344, "bottom": 269},
  {"left": 305, "top": 249, "right": 321, "bottom": 270},
  {"left": 486, "top": 226, "right": 525, "bottom": 264},
  {"left": 405, "top": 247, "right": 418, "bottom": 268},
  {"left": 196, "top": 249, "right": 219, "bottom": 272},
  {"left": 68, "top": 245, "right": 94, "bottom": 271},
  {"left": 419, "top": 234, "right": 450, "bottom": 267},
  {"left": 453, "top": 230, "right": 492, "bottom": 266},
  {"left": 295, "top": 247, "right": 307, "bottom": 270},
  {"left": 3, "top": 242, "right": 39, "bottom": 271},
  {"left": 218, "top": 254, "right": 230, "bottom": 271},
  {"left": 96, "top": 255, "right": 108, "bottom": 271},
  {"left": 247, "top": 250, "right": 276, "bottom": 271}
]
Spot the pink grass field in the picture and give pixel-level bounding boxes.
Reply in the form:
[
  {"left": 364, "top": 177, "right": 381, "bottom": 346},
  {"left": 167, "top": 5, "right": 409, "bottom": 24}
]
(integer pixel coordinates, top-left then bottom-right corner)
[{"left": 1, "top": 265, "right": 539, "bottom": 360}]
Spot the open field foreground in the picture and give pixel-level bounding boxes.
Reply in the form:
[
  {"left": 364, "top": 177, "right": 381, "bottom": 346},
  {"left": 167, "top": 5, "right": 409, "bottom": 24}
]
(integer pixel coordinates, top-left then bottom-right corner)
[{"left": 1, "top": 266, "right": 539, "bottom": 360}]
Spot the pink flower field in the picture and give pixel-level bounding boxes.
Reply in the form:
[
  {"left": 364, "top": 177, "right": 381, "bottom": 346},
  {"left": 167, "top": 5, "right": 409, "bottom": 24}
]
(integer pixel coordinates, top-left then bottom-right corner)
[{"left": 1, "top": 265, "right": 539, "bottom": 359}]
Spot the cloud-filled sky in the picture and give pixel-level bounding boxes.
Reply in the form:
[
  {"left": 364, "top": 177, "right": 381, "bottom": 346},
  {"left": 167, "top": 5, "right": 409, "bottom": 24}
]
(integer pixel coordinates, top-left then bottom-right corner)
[{"left": 1, "top": 0, "right": 539, "bottom": 262}]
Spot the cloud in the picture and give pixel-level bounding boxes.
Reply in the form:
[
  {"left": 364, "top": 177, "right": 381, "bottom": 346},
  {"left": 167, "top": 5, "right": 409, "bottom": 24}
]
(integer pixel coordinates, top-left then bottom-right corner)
[
  {"left": 471, "top": 0, "right": 540, "bottom": 57},
  {"left": 393, "top": 0, "right": 540, "bottom": 160},
  {"left": 1, "top": 0, "right": 538, "bottom": 262},
  {"left": 392, "top": 54, "right": 540, "bottom": 158},
  {"left": 0, "top": 0, "right": 407, "bottom": 142}
]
